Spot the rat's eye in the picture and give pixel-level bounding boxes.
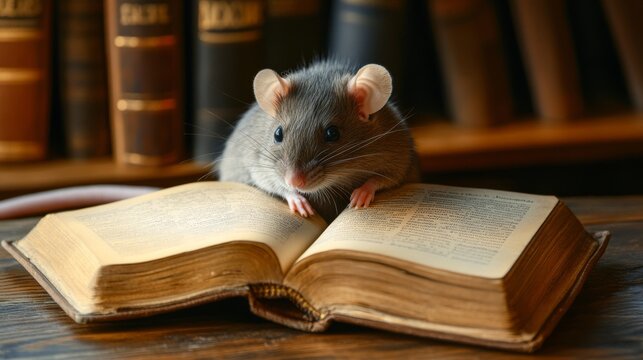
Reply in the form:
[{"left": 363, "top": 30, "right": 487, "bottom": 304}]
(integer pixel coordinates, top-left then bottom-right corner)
[
  {"left": 324, "top": 125, "right": 340, "bottom": 142},
  {"left": 274, "top": 126, "right": 283, "bottom": 143}
]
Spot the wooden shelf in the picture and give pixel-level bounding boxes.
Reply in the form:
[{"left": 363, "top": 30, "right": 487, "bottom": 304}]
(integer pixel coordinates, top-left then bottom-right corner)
[
  {"left": 0, "top": 159, "right": 210, "bottom": 199},
  {"left": 1, "top": 112, "right": 642, "bottom": 199},
  {"left": 412, "top": 112, "right": 643, "bottom": 172}
]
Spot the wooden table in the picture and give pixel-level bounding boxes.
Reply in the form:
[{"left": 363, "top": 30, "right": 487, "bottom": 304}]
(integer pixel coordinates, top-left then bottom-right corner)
[{"left": 1, "top": 197, "right": 641, "bottom": 359}]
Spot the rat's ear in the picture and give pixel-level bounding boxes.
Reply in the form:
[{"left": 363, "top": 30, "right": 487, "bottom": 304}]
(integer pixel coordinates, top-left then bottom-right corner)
[
  {"left": 254, "top": 69, "right": 290, "bottom": 117},
  {"left": 347, "top": 64, "right": 392, "bottom": 121}
]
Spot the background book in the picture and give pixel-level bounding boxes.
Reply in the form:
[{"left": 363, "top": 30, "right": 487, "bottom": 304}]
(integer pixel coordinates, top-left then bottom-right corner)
[
  {"left": 567, "top": 0, "right": 630, "bottom": 114},
  {"left": 399, "top": 0, "right": 445, "bottom": 119},
  {"left": 105, "top": 0, "right": 184, "bottom": 166},
  {"left": 264, "top": 0, "right": 326, "bottom": 73},
  {"left": 329, "top": 0, "right": 406, "bottom": 98},
  {"left": 57, "top": 0, "right": 110, "bottom": 159},
  {"left": 428, "top": 0, "right": 512, "bottom": 128},
  {"left": 0, "top": 0, "right": 51, "bottom": 162},
  {"left": 492, "top": 0, "right": 533, "bottom": 119},
  {"left": 602, "top": 0, "right": 643, "bottom": 112},
  {"left": 511, "top": 0, "right": 584, "bottom": 122},
  {"left": 191, "top": 0, "right": 265, "bottom": 164}
]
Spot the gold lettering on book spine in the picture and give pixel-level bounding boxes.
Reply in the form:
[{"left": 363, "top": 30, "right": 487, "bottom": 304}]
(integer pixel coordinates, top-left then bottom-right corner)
[
  {"left": 0, "top": 0, "right": 42, "bottom": 17},
  {"left": 198, "top": 30, "right": 260, "bottom": 44},
  {"left": 117, "top": 99, "right": 176, "bottom": 112},
  {"left": 198, "top": 0, "right": 263, "bottom": 43},
  {"left": 114, "top": 35, "right": 175, "bottom": 48},
  {"left": 119, "top": 2, "right": 170, "bottom": 26}
]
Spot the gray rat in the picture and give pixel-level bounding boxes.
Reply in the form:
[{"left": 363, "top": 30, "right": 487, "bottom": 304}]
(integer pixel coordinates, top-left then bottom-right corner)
[{"left": 217, "top": 60, "right": 420, "bottom": 222}]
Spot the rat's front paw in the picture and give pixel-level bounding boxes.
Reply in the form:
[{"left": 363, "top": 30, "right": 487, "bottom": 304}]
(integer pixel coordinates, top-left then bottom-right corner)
[
  {"left": 285, "top": 192, "right": 315, "bottom": 217},
  {"left": 350, "top": 183, "right": 376, "bottom": 209}
]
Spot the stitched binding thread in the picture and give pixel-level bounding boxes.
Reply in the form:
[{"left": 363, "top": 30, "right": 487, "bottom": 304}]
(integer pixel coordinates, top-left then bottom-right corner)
[{"left": 250, "top": 283, "right": 322, "bottom": 321}]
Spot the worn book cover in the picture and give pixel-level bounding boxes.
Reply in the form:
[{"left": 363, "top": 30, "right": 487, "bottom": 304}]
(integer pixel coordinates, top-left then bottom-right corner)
[{"left": 2, "top": 182, "right": 609, "bottom": 352}]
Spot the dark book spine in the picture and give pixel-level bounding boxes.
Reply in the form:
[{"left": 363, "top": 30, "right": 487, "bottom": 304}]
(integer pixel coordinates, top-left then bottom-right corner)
[
  {"left": 0, "top": 0, "right": 51, "bottom": 162},
  {"left": 567, "top": 0, "right": 629, "bottom": 113},
  {"left": 329, "top": 0, "right": 406, "bottom": 92},
  {"left": 602, "top": 0, "right": 643, "bottom": 111},
  {"left": 511, "top": 0, "right": 583, "bottom": 122},
  {"left": 105, "top": 0, "right": 183, "bottom": 166},
  {"left": 264, "top": 0, "right": 324, "bottom": 72},
  {"left": 191, "top": 0, "right": 265, "bottom": 164},
  {"left": 58, "top": 0, "right": 110, "bottom": 159},
  {"left": 429, "top": 0, "right": 512, "bottom": 128}
]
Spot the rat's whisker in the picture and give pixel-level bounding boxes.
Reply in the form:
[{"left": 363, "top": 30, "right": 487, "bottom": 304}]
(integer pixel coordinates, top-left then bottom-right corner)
[
  {"left": 320, "top": 123, "right": 407, "bottom": 163},
  {"left": 325, "top": 153, "right": 386, "bottom": 167},
  {"left": 336, "top": 168, "right": 396, "bottom": 183}
]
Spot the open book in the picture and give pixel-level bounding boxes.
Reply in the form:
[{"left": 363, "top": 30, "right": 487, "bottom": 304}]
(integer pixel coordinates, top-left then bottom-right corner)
[{"left": 2, "top": 182, "right": 608, "bottom": 352}]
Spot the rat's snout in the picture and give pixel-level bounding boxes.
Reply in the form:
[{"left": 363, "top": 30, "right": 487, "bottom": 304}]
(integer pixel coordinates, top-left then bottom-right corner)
[{"left": 285, "top": 169, "right": 307, "bottom": 189}]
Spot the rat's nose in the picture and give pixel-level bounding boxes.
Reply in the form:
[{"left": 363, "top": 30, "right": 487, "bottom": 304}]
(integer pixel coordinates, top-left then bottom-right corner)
[{"left": 285, "top": 170, "right": 307, "bottom": 189}]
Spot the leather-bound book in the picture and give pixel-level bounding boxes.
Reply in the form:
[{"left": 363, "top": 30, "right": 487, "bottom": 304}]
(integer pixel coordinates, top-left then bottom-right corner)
[
  {"left": 0, "top": 0, "right": 51, "bottom": 162},
  {"left": 5, "top": 182, "right": 609, "bottom": 352},
  {"left": 511, "top": 0, "right": 584, "bottom": 122},
  {"left": 105, "top": 0, "right": 184, "bottom": 166},
  {"left": 264, "top": 0, "right": 324, "bottom": 73},
  {"left": 58, "top": 0, "right": 110, "bottom": 159},
  {"left": 191, "top": 0, "right": 265, "bottom": 164},
  {"left": 567, "top": 0, "right": 629, "bottom": 113},
  {"left": 429, "top": 0, "right": 512, "bottom": 128},
  {"left": 328, "top": 0, "right": 406, "bottom": 92}
]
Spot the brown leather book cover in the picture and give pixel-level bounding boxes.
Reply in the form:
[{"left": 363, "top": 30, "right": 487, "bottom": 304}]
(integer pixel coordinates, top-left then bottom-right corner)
[
  {"left": 0, "top": 0, "right": 51, "bottom": 162},
  {"left": 429, "top": 0, "right": 512, "bottom": 128},
  {"left": 105, "top": 0, "right": 184, "bottom": 166},
  {"left": 511, "top": 0, "right": 584, "bottom": 122},
  {"left": 1, "top": 230, "right": 609, "bottom": 352},
  {"left": 58, "top": 0, "right": 111, "bottom": 159}
]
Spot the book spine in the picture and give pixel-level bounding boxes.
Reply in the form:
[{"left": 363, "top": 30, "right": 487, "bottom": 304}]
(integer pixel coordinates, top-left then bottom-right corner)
[
  {"left": 191, "top": 0, "right": 265, "bottom": 164},
  {"left": 105, "top": 0, "right": 184, "bottom": 166},
  {"left": 602, "top": 0, "right": 643, "bottom": 111},
  {"left": 58, "top": 0, "right": 110, "bottom": 159},
  {"left": 511, "top": 0, "right": 583, "bottom": 122},
  {"left": 0, "top": 0, "right": 51, "bottom": 162},
  {"left": 249, "top": 283, "right": 322, "bottom": 321},
  {"left": 429, "top": 0, "right": 512, "bottom": 127},
  {"left": 264, "top": 0, "right": 323, "bottom": 72},
  {"left": 328, "top": 0, "right": 406, "bottom": 91},
  {"left": 567, "top": 0, "right": 629, "bottom": 113}
]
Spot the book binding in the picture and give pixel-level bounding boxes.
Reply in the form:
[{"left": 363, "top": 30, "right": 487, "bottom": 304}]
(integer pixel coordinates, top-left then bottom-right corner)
[{"left": 105, "top": 0, "right": 184, "bottom": 166}]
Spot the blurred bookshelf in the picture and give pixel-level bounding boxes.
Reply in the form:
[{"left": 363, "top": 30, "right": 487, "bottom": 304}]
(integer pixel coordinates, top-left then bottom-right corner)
[
  {"left": 2, "top": 111, "right": 643, "bottom": 199},
  {"left": 412, "top": 112, "right": 643, "bottom": 172},
  {"left": 1, "top": 0, "right": 642, "bottom": 200}
]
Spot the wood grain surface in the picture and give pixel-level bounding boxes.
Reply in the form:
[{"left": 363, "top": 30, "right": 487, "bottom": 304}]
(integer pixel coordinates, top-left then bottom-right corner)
[{"left": 0, "top": 198, "right": 641, "bottom": 359}]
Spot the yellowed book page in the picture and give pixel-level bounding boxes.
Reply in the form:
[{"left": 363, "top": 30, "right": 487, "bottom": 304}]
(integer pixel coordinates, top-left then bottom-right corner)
[
  {"left": 297, "top": 184, "right": 558, "bottom": 278},
  {"left": 54, "top": 182, "right": 326, "bottom": 273}
]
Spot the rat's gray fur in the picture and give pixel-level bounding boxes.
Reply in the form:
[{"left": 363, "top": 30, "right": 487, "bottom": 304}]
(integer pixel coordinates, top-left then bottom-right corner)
[{"left": 217, "top": 60, "right": 419, "bottom": 221}]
